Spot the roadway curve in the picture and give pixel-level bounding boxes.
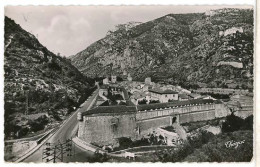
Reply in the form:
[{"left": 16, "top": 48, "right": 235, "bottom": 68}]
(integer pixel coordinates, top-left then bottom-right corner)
[{"left": 22, "top": 89, "right": 99, "bottom": 163}]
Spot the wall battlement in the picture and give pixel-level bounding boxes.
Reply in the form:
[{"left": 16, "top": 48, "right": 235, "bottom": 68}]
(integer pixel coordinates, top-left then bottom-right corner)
[{"left": 78, "top": 99, "right": 229, "bottom": 146}]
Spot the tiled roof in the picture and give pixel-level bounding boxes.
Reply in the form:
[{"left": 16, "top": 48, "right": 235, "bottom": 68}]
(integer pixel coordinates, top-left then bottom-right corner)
[
  {"left": 149, "top": 89, "right": 178, "bottom": 94},
  {"left": 131, "top": 91, "right": 147, "bottom": 99},
  {"left": 178, "top": 94, "right": 189, "bottom": 99},
  {"left": 189, "top": 93, "right": 201, "bottom": 98}
]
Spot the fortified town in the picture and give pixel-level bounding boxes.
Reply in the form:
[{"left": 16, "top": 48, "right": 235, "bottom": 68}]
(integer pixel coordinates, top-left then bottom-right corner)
[{"left": 76, "top": 75, "right": 252, "bottom": 148}]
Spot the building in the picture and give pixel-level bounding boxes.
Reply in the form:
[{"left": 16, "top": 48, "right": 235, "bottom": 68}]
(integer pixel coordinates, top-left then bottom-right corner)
[
  {"left": 198, "top": 95, "right": 216, "bottom": 100},
  {"left": 77, "top": 99, "right": 230, "bottom": 147},
  {"left": 127, "top": 74, "right": 132, "bottom": 81},
  {"left": 103, "top": 77, "right": 109, "bottom": 85},
  {"left": 179, "top": 88, "right": 191, "bottom": 94},
  {"left": 99, "top": 85, "right": 109, "bottom": 97},
  {"left": 111, "top": 75, "right": 117, "bottom": 83},
  {"left": 130, "top": 91, "right": 147, "bottom": 105},
  {"left": 149, "top": 89, "right": 178, "bottom": 103},
  {"left": 178, "top": 94, "right": 189, "bottom": 101},
  {"left": 145, "top": 77, "right": 151, "bottom": 85},
  {"left": 188, "top": 93, "right": 201, "bottom": 100}
]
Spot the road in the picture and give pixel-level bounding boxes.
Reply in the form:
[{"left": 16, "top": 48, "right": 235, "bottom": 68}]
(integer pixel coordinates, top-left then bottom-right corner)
[{"left": 22, "top": 89, "right": 99, "bottom": 163}]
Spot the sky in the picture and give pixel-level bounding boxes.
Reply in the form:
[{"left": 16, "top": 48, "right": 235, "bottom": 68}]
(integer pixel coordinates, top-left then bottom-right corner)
[{"left": 5, "top": 5, "right": 253, "bottom": 57}]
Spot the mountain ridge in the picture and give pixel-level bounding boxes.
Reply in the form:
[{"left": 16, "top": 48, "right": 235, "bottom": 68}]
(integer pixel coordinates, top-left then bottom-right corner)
[
  {"left": 4, "top": 17, "right": 94, "bottom": 139},
  {"left": 70, "top": 8, "right": 253, "bottom": 90}
]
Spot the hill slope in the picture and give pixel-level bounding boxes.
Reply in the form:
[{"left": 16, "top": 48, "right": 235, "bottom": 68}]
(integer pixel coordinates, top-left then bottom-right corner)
[
  {"left": 70, "top": 8, "right": 253, "bottom": 89},
  {"left": 4, "top": 17, "right": 94, "bottom": 139}
]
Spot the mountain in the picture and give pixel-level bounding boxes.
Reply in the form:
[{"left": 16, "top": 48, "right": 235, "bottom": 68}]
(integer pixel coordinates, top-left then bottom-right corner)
[
  {"left": 70, "top": 8, "right": 254, "bottom": 90},
  {"left": 4, "top": 17, "right": 94, "bottom": 139}
]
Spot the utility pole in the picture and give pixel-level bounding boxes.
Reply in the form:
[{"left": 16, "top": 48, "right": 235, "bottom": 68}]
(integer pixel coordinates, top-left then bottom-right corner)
[
  {"left": 59, "top": 140, "right": 64, "bottom": 162},
  {"left": 42, "top": 139, "right": 74, "bottom": 163},
  {"left": 53, "top": 145, "right": 56, "bottom": 163},
  {"left": 73, "top": 139, "right": 75, "bottom": 159}
]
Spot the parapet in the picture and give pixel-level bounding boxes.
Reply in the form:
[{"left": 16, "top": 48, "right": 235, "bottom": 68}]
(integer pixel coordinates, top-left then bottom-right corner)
[{"left": 81, "top": 99, "right": 218, "bottom": 117}]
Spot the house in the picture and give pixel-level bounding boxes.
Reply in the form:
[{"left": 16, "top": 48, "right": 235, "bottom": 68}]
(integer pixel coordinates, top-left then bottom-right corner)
[
  {"left": 179, "top": 88, "right": 191, "bottom": 94},
  {"left": 127, "top": 74, "right": 132, "bottom": 81},
  {"left": 149, "top": 89, "right": 178, "bottom": 103},
  {"left": 111, "top": 76, "right": 117, "bottom": 83},
  {"left": 178, "top": 94, "right": 189, "bottom": 101},
  {"left": 197, "top": 95, "right": 216, "bottom": 100},
  {"left": 188, "top": 93, "right": 201, "bottom": 100},
  {"left": 130, "top": 91, "right": 147, "bottom": 105},
  {"left": 99, "top": 85, "right": 109, "bottom": 96},
  {"left": 145, "top": 77, "right": 151, "bottom": 85},
  {"left": 103, "top": 77, "right": 109, "bottom": 85},
  {"left": 130, "top": 88, "right": 141, "bottom": 94}
]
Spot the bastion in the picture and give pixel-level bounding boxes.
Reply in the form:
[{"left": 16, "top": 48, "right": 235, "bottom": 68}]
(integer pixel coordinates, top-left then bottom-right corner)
[{"left": 77, "top": 99, "right": 229, "bottom": 146}]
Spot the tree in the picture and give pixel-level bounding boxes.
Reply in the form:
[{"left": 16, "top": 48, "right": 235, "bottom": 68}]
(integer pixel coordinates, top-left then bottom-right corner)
[
  {"left": 222, "top": 112, "right": 244, "bottom": 132},
  {"left": 29, "top": 115, "right": 49, "bottom": 132},
  {"left": 138, "top": 99, "right": 147, "bottom": 105},
  {"left": 155, "top": 142, "right": 194, "bottom": 162},
  {"left": 241, "top": 115, "right": 253, "bottom": 130},
  {"left": 184, "top": 130, "right": 253, "bottom": 162},
  {"left": 188, "top": 131, "right": 214, "bottom": 149},
  {"left": 88, "top": 152, "right": 110, "bottom": 163},
  {"left": 119, "top": 101, "right": 126, "bottom": 105},
  {"left": 149, "top": 100, "right": 160, "bottom": 104}
]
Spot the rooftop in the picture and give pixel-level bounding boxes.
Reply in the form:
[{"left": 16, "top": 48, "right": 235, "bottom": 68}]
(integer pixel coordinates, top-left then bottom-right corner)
[
  {"left": 82, "top": 105, "right": 137, "bottom": 116},
  {"left": 188, "top": 93, "right": 201, "bottom": 98},
  {"left": 178, "top": 94, "right": 189, "bottom": 99},
  {"left": 149, "top": 89, "right": 178, "bottom": 94},
  {"left": 137, "top": 99, "right": 214, "bottom": 111},
  {"left": 82, "top": 99, "right": 215, "bottom": 116}
]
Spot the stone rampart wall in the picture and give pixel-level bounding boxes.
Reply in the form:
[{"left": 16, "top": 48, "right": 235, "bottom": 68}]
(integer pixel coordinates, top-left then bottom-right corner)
[
  {"left": 78, "top": 103, "right": 229, "bottom": 145},
  {"left": 78, "top": 113, "right": 136, "bottom": 146}
]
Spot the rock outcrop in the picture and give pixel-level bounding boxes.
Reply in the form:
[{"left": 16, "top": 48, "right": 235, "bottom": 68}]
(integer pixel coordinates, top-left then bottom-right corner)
[
  {"left": 70, "top": 8, "right": 253, "bottom": 89},
  {"left": 4, "top": 17, "right": 93, "bottom": 139}
]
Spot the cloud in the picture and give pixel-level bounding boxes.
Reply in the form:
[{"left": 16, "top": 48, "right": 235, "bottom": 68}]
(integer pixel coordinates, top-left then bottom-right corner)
[
  {"left": 35, "top": 14, "right": 93, "bottom": 56},
  {"left": 5, "top": 5, "right": 253, "bottom": 57}
]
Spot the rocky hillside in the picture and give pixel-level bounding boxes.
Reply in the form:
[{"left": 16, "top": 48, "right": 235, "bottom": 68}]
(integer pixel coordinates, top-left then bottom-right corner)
[
  {"left": 70, "top": 8, "right": 253, "bottom": 90},
  {"left": 4, "top": 17, "right": 94, "bottom": 139}
]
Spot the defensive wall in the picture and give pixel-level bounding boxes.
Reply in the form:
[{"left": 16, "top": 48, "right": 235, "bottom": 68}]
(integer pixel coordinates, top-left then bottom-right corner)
[
  {"left": 194, "top": 88, "right": 249, "bottom": 95},
  {"left": 77, "top": 99, "right": 230, "bottom": 146},
  {"left": 227, "top": 95, "right": 253, "bottom": 118}
]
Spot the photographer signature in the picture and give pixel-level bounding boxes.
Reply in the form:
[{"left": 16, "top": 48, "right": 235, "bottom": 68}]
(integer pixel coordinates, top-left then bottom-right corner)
[{"left": 225, "top": 140, "right": 245, "bottom": 148}]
